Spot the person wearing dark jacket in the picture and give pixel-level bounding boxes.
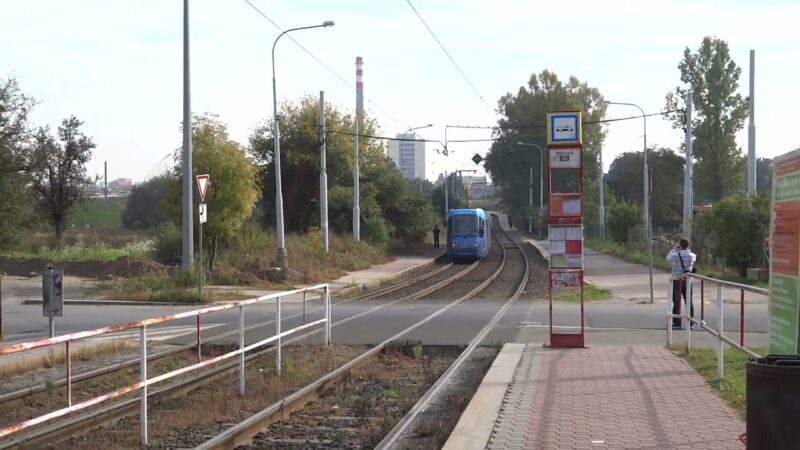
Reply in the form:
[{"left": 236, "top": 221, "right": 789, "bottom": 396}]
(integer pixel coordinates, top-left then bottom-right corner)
[{"left": 432, "top": 224, "right": 441, "bottom": 248}]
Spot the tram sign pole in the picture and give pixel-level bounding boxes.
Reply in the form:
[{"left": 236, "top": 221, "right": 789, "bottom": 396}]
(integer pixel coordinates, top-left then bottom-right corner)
[{"left": 546, "top": 111, "right": 585, "bottom": 349}]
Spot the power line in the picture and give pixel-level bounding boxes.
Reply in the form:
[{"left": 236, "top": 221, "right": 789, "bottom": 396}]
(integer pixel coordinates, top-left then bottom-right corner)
[
  {"left": 405, "top": 0, "right": 491, "bottom": 111},
  {"left": 241, "top": 0, "right": 410, "bottom": 130},
  {"left": 448, "top": 109, "right": 680, "bottom": 131}
]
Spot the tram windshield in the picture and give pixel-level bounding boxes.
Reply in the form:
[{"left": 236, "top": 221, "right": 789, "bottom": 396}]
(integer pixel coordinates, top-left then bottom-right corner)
[{"left": 450, "top": 216, "right": 480, "bottom": 236}]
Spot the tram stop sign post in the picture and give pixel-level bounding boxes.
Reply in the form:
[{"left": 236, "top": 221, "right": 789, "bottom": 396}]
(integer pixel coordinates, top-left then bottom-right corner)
[{"left": 546, "top": 111, "right": 585, "bottom": 349}]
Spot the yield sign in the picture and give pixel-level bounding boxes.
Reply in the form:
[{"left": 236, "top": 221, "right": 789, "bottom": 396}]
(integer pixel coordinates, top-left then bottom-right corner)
[{"left": 196, "top": 174, "right": 210, "bottom": 202}]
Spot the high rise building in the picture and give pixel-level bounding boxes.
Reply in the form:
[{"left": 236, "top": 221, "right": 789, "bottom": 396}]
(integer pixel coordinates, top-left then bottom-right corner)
[{"left": 387, "top": 133, "right": 425, "bottom": 180}]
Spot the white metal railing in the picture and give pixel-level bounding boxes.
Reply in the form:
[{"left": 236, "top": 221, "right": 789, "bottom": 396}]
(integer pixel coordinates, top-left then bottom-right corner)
[
  {"left": 666, "top": 274, "right": 767, "bottom": 378},
  {"left": 0, "top": 284, "right": 331, "bottom": 445}
]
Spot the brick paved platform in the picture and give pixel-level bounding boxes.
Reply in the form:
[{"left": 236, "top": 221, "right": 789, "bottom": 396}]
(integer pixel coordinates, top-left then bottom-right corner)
[{"left": 486, "top": 345, "right": 744, "bottom": 449}]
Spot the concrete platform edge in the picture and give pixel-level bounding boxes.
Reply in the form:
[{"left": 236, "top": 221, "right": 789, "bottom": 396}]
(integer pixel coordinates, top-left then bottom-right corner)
[{"left": 443, "top": 343, "right": 525, "bottom": 450}]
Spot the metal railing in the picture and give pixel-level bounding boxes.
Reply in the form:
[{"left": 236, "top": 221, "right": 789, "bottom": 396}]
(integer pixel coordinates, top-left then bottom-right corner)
[
  {"left": 0, "top": 284, "right": 332, "bottom": 445},
  {"left": 666, "top": 274, "right": 767, "bottom": 378}
]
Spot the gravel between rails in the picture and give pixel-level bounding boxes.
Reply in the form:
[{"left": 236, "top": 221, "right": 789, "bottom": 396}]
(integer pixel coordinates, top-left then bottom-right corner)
[
  {"left": 388, "top": 346, "right": 499, "bottom": 449},
  {"left": 234, "top": 344, "right": 461, "bottom": 450},
  {"left": 365, "top": 262, "right": 470, "bottom": 301},
  {"left": 46, "top": 345, "right": 366, "bottom": 450},
  {"left": 420, "top": 244, "right": 503, "bottom": 301}
]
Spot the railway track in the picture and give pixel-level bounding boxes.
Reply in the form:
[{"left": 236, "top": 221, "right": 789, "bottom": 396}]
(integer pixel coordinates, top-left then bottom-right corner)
[
  {"left": 192, "top": 214, "right": 530, "bottom": 449},
  {"left": 0, "top": 224, "right": 508, "bottom": 449}
]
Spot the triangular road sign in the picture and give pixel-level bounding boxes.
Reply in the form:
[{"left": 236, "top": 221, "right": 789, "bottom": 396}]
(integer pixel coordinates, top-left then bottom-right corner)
[{"left": 196, "top": 174, "right": 210, "bottom": 202}]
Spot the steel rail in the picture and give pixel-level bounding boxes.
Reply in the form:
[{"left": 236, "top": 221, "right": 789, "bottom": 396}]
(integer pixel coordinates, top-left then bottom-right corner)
[
  {"left": 0, "top": 260, "right": 454, "bottom": 406},
  {"left": 0, "top": 256, "right": 476, "bottom": 447},
  {"left": 375, "top": 215, "right": 530, "bottom": 449},
  {"left": 194, "top": 223, "right": 509, "bottom": 449}
]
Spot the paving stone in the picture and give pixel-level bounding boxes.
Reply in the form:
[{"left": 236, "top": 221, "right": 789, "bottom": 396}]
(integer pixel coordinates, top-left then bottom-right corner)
[{"left": 486, "top": 345, "right": 744, "bottom": 449}]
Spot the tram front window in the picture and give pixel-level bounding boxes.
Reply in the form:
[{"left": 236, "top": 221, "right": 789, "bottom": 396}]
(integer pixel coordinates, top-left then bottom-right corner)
[{"left": 450, "top": 216, "right": 479, "bottom": 236}]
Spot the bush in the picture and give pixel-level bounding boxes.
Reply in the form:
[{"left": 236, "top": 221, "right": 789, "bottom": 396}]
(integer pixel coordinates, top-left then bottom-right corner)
[
  {"left": 362, "top": 216, "right": 390, "bottom": 243},
  {"left": 607, "top": 200, "right": 643, "bottom": 243},
  {"left": 697, "top": 193, "right": 770, "bottom": 276},
  {"left": 123, "top": 175, "right": 170, "bottom": 229},
  {"left": 153, "top": 222, "right": 182, "bottom": 264}
]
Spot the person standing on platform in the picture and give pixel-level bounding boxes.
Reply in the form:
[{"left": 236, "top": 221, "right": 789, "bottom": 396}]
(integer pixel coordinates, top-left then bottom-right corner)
[
  {"left": 667, "top": 238, "right": 696, "bottom": 329},
  {"left": 432, "top": 223, "right": 441, "bottom": 248}
]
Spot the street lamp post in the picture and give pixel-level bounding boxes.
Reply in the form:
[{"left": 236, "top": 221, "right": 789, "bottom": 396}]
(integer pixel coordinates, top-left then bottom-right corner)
[
  {"left": 606, "top": 101, "right": 653, "bottom": 304},
  {"left": 271, "top": 21, "right": 334, "bottom": 273},
  {"left": 517, "top": 142, "right": 544, "bottom": 239}
]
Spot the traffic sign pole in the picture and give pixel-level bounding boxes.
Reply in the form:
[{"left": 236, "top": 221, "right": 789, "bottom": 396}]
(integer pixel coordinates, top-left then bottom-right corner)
[{"left": 196, "top": 175, "right": 210, "bottom": 299}]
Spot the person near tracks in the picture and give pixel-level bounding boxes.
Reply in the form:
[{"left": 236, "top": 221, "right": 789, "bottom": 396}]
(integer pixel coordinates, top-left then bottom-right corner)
[
  {"left": 432, "top": 223, "right": 441, "bottom": 248},
  {"left": 667, "top": 238, "right": 696, "bottom": 329},
  {"left": 507, "top": 214, "right": 513, "bottom": 229}
]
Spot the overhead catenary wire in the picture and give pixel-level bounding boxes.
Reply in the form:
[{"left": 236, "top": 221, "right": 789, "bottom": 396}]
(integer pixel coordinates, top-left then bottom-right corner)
[
  {"left": 405, "top": 0, "right": 491, "bottom": 111},
  {"left": 241, "top": 0, "right": 410, "bottom": 130},
  {"left": 326, "top": 109, "right": 675, "bottom": 144}
]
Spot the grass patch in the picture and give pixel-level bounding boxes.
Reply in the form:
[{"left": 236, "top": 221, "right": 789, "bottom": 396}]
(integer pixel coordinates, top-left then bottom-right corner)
[
  {"left": 553, "top": 282, "right": 612, "bottom": 301},
  {"left": 213, "top": 223, "right": 388, "bottom": 285},
  {"left": 671, "top": 345, "right": 767, "bottom": 418},
  {"left": 3, "top": 228, "right": 152, "bottom": 262},
  {"left": 586, "top": 238, "right": 672, "bottom": 271},
  {"left": 90, "top": 272, "right": 208, "bottom": 303},
  {"left": 69, "top": 198, "right": 127, "bottom": 229},
  {"left": 587, "top": 238, "right": 769, "bottom": 288}
]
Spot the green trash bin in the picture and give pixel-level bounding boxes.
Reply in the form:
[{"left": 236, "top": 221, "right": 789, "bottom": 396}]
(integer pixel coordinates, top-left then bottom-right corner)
[{"left": 746, "top": 355, "right": 800, "bottom": 449}]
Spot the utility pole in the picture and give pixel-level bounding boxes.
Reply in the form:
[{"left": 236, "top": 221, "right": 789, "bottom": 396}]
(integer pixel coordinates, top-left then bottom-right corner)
[
  {"left": 181, "top": 0, "right": 194, "bottom": 271},
  {"left": 353, "top": 57, "right": 363, "bottom": 241},
  {"left": 444, "top": 170, "right": 449, "bottom": 219},
  {"left": 104, "top": 161, "right": 108, "bottom": 199},
  {"left": 683, "top": 91, "right": 694, "bottom": 242},
  {"left": 320, "top": 91, "right": 329, "bottom": 252},
  {"left": 598, "top": 151, "right": 605, "bottom": 240},
  {"left": 747, "top": 50, "right": 756, "bottom": 195}
]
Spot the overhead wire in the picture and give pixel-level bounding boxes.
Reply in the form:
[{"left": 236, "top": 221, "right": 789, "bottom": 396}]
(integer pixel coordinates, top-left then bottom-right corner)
[
  {"left": 241, "top": 0, "right": 411, "bottom": 130},
  {"left": 405, "top": 0, "right": 492, "bottom": 111}
]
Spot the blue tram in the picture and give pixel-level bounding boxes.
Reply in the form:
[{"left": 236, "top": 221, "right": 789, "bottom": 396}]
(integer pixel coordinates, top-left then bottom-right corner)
[{"left": 446, "top": 208, "right": 492, "bottom": 260}]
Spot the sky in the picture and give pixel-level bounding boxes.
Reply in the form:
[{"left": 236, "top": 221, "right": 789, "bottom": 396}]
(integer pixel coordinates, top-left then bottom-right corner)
[{"left": 2, "top": 0, "right": 799, "bottom": 184}]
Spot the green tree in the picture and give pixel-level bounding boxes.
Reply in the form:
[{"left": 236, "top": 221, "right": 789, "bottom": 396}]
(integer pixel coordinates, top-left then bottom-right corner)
[
  {"left": 249, "top": 96, "right": 434, "bottom": 243},
  {"left": 665, "top": 37, "right": 748, "bottom": 202},
  {"left": 607, "top": 199, "right": 643, "bottom": 243},
  {"left": 167, "top": 114, "right": 259, "bottom": 269},
  {"left": 28, "top": 117, "right": 96, "bottom": 241},
  {"left": 698, "top": 193, "right": 769, "bottom": 276},
  {"left": 756, "top": 157, "right": 772, "bottom": 194},
  {"left": 0, "top": 77, "right": 36, "bottom": 247},
  {"left": 606, "top": 147, "right": 684, "bottom": 232},
  {"left": 430, "top": 173, "right": 465, "bottom": 218},
  {"left": 122, "top": 174, "right": 171, "bottom": 229},
  {"left": 484, "top": 70, "right": 607, "bottom": 236}
]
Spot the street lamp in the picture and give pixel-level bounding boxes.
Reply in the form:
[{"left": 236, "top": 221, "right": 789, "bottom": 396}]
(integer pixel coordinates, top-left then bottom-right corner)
[
  {"left": 271, "top": 20, "right": 334, "bottom": 273},
  {"left": 517, "top": 142, "right": 544, "bottom": 239},
  {"left": 606, "top": 101, "right": 653, "bottom": 304},
  {"left": 406, "top": 123, "right": 433, "bottom": 134}
]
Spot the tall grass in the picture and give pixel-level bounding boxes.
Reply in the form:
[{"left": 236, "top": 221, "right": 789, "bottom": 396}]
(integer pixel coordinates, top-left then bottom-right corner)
[
  {"left": 215, "top": 223, "right": 387, "bottom": 284},
  {"left": 4, "top": 228, "right": 152, "bottom": 261}
]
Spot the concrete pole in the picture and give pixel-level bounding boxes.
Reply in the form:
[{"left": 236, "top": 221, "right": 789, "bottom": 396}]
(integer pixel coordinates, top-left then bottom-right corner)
[
  {"left": 683, "top": 91, "right": 693, "bottom": 242},
  {"left": 747, "top": 50, "right": 756, "bottom": 195},
  {"left": 320, "top": 91, "right": 329, "bottom": 252},
  {"left": 272, "top": 52, "right": 287, "bottom": 270},
  {"left": 598, "top": 149, "right": 606, "bottom": 240},
  {"left": 353, "top": 57, "right": 363, "bottom": 241},
  {"left": 181, "top": 0, "right": 194, "bottom": 271},
  {"left": 444, "top": 170, "right": 449, "bottom": 219},
  {"left": 642, "top": 111, "right": 653, "bottom": 304},
  {"left": 528, "top": 166, "right": 533, "bottom": 234},
  {"left": 104, "top": 161, "right": 108, "bottom": 199}
]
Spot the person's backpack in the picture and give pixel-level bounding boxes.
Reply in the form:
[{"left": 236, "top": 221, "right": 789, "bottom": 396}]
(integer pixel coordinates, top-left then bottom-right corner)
[{"left": 678, "top": 251, "right": 697, "bottom": 274}]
